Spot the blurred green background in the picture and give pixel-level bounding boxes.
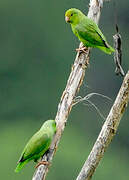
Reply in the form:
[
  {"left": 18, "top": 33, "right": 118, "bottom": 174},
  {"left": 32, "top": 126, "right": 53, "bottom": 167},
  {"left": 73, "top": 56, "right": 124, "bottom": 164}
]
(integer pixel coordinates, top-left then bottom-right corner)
[{"left": 0, "top": 0, "right": 129, "bottom": 179}]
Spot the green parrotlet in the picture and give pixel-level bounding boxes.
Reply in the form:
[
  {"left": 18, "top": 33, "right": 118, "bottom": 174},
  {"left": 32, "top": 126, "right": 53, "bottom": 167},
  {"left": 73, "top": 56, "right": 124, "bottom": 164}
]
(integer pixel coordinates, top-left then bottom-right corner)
[
  {"left": 65, "top": 8, "right": 115, "bottom": 54},
  {"left": 15, "top": 120, "right": 56, "bottom": 172}
]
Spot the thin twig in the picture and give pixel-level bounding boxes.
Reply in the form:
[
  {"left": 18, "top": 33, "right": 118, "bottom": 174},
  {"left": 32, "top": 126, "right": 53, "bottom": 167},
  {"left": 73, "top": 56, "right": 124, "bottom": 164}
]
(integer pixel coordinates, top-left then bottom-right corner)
[
  {"left": 73, "top": 92, "right": 112, "bottom": 120},
  {"left": 76, "top": 71, "right": 129, "bottom": 180},
  {"left": 113, "top": 25, "right": 125, "bottom": 77},
  {"left": 84, "top": 99, "right": 106, "bottom": 120},
  {"left": 73, "top": 92, "right": 112, "bottom": 105},
  {"left": 32, "top": 0, "right": 103, "bottom": 180}
]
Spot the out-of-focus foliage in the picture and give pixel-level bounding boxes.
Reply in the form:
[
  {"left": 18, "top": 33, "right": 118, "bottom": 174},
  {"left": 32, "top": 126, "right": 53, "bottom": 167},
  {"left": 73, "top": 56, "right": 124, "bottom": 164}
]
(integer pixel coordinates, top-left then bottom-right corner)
[{"left": 0, "top": 0, "right": 129, "bottom": 179}]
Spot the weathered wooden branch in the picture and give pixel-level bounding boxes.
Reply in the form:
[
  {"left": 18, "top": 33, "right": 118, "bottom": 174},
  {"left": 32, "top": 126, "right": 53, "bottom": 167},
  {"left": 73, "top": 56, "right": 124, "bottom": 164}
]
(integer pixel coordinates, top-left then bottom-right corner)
[
  {"left": 76, "top": 71, "right": 129, "bottom": 180},
  {"left": 32, "top": 0, "right": 103, "bottom": 180}
]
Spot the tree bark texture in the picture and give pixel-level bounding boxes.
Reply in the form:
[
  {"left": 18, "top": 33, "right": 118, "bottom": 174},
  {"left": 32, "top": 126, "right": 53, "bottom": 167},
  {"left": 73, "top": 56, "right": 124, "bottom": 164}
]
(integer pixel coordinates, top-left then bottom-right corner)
[{"left": 76, "top": 71, "right": 129, "bottom": 180}]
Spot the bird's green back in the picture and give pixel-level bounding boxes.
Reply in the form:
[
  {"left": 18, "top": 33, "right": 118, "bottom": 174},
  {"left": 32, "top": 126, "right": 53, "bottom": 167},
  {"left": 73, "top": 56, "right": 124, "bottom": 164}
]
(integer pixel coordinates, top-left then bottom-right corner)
[
  {"left": 72, "top": 15, "right": 107, "bottom": 47},
  {"left": 21, "top": 130, "right": 51, "bottom": 162},
  {"left": 15, "top": 120, "right": 56, "bottom": 172}
]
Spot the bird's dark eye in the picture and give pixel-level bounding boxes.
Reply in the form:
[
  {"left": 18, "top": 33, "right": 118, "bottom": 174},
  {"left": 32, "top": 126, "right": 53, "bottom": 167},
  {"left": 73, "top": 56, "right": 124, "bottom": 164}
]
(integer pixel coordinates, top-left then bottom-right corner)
[{"left": 71, "top": 13, "right": 73, "bottom": 16}]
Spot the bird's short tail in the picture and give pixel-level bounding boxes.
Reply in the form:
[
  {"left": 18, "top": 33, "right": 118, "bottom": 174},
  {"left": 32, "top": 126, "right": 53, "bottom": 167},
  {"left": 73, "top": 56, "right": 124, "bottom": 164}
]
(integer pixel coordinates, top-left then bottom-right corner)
[
  {"left": 97, "top": 45, "right": 115, "bottom": 54},
  {"left": 15, "top": 160, "right": 28, "bottom": 173}
]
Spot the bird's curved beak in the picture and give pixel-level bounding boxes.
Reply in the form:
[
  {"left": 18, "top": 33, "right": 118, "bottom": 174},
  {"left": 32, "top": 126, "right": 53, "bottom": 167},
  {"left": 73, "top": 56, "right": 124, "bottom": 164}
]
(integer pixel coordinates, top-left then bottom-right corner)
[{"left": 65, "top": 16, "right": 70, "bottom": 23}]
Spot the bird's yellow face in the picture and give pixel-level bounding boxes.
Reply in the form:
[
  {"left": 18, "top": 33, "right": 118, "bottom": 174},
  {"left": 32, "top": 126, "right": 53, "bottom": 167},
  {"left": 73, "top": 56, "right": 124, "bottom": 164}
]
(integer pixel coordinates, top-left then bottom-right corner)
[{"left": 65, "top": 8, "right": 80, "bottom": 25}]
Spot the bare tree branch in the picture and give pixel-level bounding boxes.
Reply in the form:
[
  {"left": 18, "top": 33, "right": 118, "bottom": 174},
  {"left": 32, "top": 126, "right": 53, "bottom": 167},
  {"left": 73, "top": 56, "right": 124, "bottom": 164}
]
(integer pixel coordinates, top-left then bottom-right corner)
[
  {"left": 113, "top": 25, "right": 125, "bottom": 77},
  {"left": 32, "top": 0, "right": 104, "bottom": 180},
  {"left": 76, "top": 71, "right": 129, "bottom": 180}
]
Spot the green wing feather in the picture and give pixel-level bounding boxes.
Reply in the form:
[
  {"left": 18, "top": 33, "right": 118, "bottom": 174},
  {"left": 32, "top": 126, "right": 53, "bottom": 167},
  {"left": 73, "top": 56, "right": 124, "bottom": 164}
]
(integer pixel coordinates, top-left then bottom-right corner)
[
  {"left": 15, "top": 132, "right": 50, "bottom": 172},
  {"left": 15, "top": 120, "right": 56, "bottom": 173},
  {"left": 22, "top": 132, "right": 50, "bottom": 160},
  {"left": 77, "top": 22, "right": 105, "bottom": 46},
  {"left": 72, "top": 16, "right": 115, "bottom": 54}
]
